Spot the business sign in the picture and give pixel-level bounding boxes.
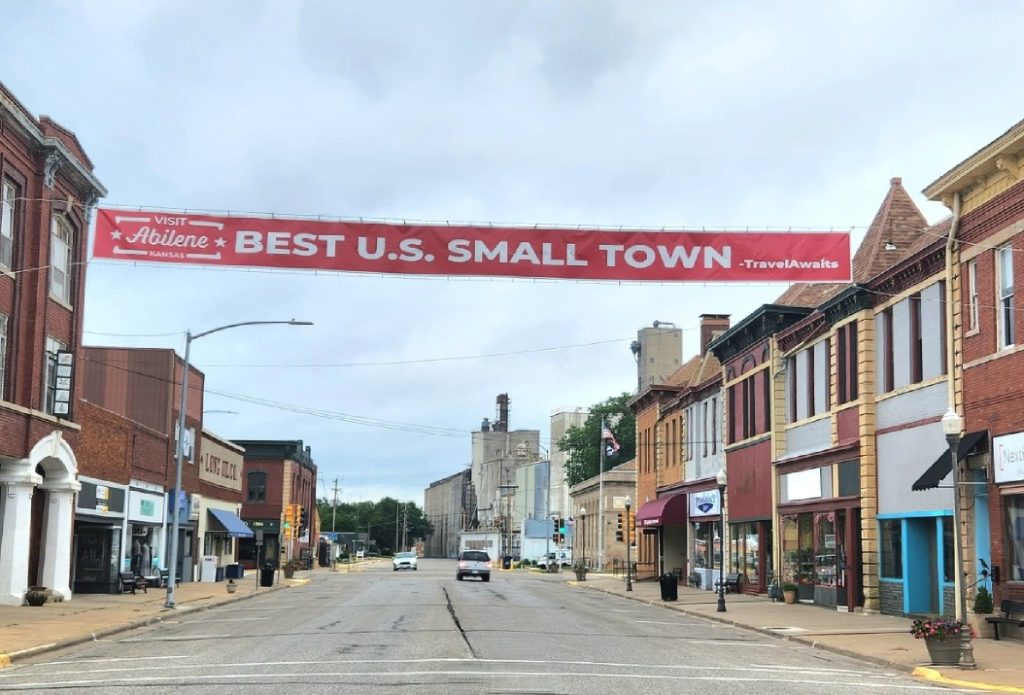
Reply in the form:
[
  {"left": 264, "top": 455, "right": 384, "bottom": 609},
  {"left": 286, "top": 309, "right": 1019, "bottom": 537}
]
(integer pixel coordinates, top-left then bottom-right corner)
[
  {"left": 993, "top": 431, "right": 1024, "bottom": 484},
  {"left": 129, "top": 489, "right": 166, "bottom": 523},
  {"left": 688, "top": 489, "right": 721, "bottom": 518},
  {"left": 200, "top": 433, "right": 243, "bottom": 492},
  {"left": 53, "top": 350, "right": 74, "bottom": 418},
  {"left": 93, "top": 208, "right": 851, "bottom": 283}
]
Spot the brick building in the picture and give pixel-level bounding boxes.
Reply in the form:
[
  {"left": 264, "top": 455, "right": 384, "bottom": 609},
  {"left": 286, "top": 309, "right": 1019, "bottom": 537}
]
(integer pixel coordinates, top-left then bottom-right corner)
[
  {"left": 0, "top": 83, "right": 105, "bottom": 605},
  {"left": 925, "top": 119, "right": 1024, "bottom": 607},
  {"left": 235, "top": 440, "right": 318, "bottom": 569}
]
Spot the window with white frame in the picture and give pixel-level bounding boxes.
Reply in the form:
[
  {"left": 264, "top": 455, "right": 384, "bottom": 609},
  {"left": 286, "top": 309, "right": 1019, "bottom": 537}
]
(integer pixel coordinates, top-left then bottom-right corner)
[
  {"left": 967, "top": 260, "right": 979, "bottom": 333},
  {"left": 0, "top": 181, "right": 15, "bottom": 270},
  {"left": 710, "top": 397, "right": 717, "bottom": 455},
  {"left": 0, "top": 313, "right": 7, "bottom": 399},
  {"left": 44, "top": 336, "right": 66, "bottom": 414},
  {"left": 998, "top": 245, "right": 1015, "bottom": 348},
  {"left": 49, "top": 216, "right": 73, "bottom": 304}
]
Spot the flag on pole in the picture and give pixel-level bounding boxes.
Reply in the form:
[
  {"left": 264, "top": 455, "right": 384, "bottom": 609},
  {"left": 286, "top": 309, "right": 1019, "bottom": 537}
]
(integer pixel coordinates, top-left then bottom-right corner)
[{"left": 602, "top": 423, "right": 621, "bottom": 456}]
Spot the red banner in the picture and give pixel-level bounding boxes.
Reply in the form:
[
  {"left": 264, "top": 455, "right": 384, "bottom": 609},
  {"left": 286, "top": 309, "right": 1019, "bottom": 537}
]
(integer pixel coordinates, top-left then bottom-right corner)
[{"left": 92, "top": 208, "right": 851, "bottom": 282}]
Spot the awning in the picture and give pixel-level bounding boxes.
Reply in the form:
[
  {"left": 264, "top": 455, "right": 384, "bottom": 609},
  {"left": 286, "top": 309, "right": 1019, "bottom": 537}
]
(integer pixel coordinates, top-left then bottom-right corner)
[
  {"left": 207, "top": 509, "right": 255, "bottom": 538},
  {"left": 635, "top": 493, "right": 687, "bottom": 528},
  {"left": 912, "top": 431, "right": 988, "bottom": 491}
]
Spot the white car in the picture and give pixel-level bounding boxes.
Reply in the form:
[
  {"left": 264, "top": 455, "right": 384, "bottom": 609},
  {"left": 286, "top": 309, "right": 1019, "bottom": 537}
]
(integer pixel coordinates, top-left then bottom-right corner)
[{"left": 393, "top": 551, "right": 418, "bottom": 571}]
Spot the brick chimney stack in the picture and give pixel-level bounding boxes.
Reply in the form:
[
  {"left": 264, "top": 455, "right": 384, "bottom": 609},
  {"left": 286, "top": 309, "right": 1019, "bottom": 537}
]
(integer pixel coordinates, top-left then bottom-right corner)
[{"left": 700, "top": 314, "right": 731, "bottom": 354}]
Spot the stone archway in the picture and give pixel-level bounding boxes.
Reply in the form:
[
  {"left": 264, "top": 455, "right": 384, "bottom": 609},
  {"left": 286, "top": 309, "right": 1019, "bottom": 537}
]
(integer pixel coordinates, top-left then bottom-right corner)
[{"left": 30, "top": 431, "right": 81, "bottom": 601}]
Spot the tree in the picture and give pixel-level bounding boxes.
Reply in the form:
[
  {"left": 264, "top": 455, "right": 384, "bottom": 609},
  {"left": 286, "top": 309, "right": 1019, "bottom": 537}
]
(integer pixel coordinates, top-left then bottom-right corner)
[
  {"left": 315, "top": 496, "right": 434, "bottom": 554},
  {"left": 558, "top": 392, "right": 636, "bottom": 487}
]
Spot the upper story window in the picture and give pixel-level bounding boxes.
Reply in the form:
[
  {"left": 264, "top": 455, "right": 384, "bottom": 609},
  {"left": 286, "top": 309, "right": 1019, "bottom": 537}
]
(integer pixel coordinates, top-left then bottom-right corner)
[
  {"left": 967, "top": 260, "right": 979, "bottom": 333},
  {"left": 0, "top": 181, "right": 15, "bottom": 271},
  {"left": 710, "top": 397, "right": 717, "bottom": 456},
  {"left": 43, "top": 336, "right": 66, "bottom": 415},
  {"left": 49, "top": 216, "right": 73, "bottom": 304},
  {"left": 910, "top": 292, "right": 923, "bottom": 383},
  {"left": 247, "top": 470, "right": 267, "bottom": 502},
  {"left": 837, "top": 322, "right": 859, "bottom": 404},
  {"left": 0, "top": 313, "right": 8, "bottom": 400},
  {"left": 881, "top": 308, "right": 895, "bottom": 392},
  {"left": 998, "top": 245, "right": 1015, "bottom": 349},
  {"left": 730, "top": 371, "right": 767, "bottom": 443},
  {"left": 787, "top": 342, "right": 828, "bottom": 421}
]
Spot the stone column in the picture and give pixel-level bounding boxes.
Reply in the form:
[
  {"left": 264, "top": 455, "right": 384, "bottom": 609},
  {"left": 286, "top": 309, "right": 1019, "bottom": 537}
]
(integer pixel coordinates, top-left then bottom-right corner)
[
  {"left": 37, "top": 481, "right": 80, "bottom": 601},
  {"left": 0, "top": 460, "right": 42, "bottom": 606}
]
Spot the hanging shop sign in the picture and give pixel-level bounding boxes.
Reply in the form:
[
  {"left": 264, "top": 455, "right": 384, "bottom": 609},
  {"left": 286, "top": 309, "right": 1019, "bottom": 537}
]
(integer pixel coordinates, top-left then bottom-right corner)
[
  {"left": 93, "top": 208, "right": 851, "bottom": 283},
  {"left": 688, "top": 489, "right": 721, "bottom": 518},
  {"left": 993, "top": 431, "right": 1024, "bottom": 484}
]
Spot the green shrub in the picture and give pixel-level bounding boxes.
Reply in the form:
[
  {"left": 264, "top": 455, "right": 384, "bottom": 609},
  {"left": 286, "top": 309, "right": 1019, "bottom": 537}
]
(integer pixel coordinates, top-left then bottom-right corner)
[
  {"left": 973, "top": 586, "right": 994, "bottom": 614},
  {"left": 782, "top": 582, "right": 798, "bottom": 592}
]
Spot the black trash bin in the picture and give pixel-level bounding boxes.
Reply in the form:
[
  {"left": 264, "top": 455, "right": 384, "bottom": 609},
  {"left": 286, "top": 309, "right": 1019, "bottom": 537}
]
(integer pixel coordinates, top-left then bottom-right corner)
[
  {"left": 659, "top": 573, "right": 678, "bottom": 601},
  {"left": 501, "top": 555, "right": 513, "bottom": 570},
  {"left": 259, "top": 563, "right": 275, "bottom": 587}
]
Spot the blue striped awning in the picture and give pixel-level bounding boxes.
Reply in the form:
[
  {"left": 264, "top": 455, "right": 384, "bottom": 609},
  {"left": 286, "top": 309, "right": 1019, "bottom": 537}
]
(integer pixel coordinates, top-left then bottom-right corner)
[{"left": 207, "top": 509, "right": 254, "bottom": 538}]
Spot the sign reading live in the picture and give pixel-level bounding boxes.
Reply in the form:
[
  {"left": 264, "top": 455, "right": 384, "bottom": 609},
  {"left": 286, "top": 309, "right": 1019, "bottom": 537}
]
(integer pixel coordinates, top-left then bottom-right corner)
[{"left": 93, "top": 208, "right": 851, "bottom": 282}]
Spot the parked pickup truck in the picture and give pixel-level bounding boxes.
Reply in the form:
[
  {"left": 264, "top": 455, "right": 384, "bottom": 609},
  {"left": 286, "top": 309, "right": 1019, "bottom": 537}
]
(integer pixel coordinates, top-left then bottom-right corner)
[
  {"left": 535, "top": 550, "right": 572, "bottom": 569},
  {"left": 456, "top": 550, "right": 492, "bottom": 582}
]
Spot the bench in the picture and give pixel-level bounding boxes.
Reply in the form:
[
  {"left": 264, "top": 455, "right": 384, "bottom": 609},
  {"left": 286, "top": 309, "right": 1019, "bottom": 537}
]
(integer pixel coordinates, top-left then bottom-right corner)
[
  {"left": 986, "top": 599, "right": 1024, "bottom": 640},
  {"left": 714, "top": 572, "right": 744, "bottom": 593},
  {"left": 688, "top": 571, "right": 702, "bottom": 588},
  {"left": 118, "top": 571, "right": 146, "bottom": 594}
]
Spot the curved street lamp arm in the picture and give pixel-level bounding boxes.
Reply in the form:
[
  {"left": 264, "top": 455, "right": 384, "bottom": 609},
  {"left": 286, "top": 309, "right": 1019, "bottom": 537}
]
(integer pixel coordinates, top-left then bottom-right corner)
[{"left": 192, "top": 319, "right": 313, "bottom": 342}]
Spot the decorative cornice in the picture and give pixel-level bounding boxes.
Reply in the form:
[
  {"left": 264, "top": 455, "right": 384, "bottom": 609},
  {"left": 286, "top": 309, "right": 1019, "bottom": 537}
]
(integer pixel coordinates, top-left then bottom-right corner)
[
  {"left": 709, "top": 304, "right": 812, "bottom": 363},
  {"left": 776, "top": 312, "right": 828, "bottom": 353}
]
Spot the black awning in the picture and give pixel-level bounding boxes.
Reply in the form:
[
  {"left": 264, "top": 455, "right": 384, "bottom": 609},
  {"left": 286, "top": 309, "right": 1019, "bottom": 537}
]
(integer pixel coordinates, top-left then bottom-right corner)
[{"left": 911, "top": 430, "right": 988, "bottom": 491}]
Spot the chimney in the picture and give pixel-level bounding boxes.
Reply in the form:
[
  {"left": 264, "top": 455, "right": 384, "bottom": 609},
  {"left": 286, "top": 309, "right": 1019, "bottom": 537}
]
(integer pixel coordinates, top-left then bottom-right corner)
[{"left": 700, "top": 314, "right": 731, "bottom": 354}]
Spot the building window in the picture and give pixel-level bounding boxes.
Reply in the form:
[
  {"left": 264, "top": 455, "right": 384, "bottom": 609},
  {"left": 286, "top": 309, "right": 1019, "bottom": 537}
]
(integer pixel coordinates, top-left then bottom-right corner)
[
  {"left": 0, "top": 180, "right": 15, "bottom": 270},
  {"left": 998, "top": 245, "right": 1014, "bottom": 348},
  {"left": 967, "top": 260, "right": 979, "bottom": 333},
  {"left": 824, "top": 337, "right": 831, "bottom": 410},
  {"left": 0, "top": 313, "right": 7, "bottom": 400},
  {"left": 788, "top": 356, "right": 798, "bottom": 423},
  {"left": 49, "top": 216, "right": 73, "bottom": 304},
  {"left": 806, "top": 350, "right": 816, "bottom": 418},
  {"left": 837, "top": 322, "right": 858, "bottom": 404},
  {"left": 1006, "top": 495, "right": 1024, "bottom": 582},
  {"left": 762, "top": 369, "right": 771, "bottom": 432},
  {"left": 247, "top": 471, "right": 267, "bottom": 502},
  {"left": 882, "top": 308, "right": 894, "bottom": 392},
  {"left": 910, "top": 293, "right": 923, "bottom": 384},
  {"left": 44, "top": 336, "right": 66, "bottom": 415},
  {"left": 702, "top": 401, "right": 708, "bottom": 457},
  {"left": 880, "top": 519, "right": 902, "bottom": 579},
  {"left": 710, "top": 397, "right": 717, "bottom": 456},
  {"left": 943, "top": 516, "right": 955, "bottom": 583}
]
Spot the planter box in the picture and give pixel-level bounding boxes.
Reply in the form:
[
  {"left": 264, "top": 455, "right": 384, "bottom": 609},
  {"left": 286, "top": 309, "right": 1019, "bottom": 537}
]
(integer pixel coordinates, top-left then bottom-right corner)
[
  {"left": 968, "top": 612, "right": 996, "bottom": 640},
  {"left": 924, "top": 637, "right": 961, "bottom": 666}
]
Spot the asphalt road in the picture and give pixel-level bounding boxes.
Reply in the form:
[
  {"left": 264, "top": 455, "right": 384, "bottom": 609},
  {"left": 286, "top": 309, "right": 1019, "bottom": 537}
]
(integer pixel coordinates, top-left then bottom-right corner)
[{"left": 0, "top": 559, "right": 970, "bottom": 693}]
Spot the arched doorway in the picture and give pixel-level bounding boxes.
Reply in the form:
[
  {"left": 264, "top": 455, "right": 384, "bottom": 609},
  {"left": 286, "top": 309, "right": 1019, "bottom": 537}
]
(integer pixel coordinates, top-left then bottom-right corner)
[{"left": 29, "top": 431, "right": 81, "bottom": 601}]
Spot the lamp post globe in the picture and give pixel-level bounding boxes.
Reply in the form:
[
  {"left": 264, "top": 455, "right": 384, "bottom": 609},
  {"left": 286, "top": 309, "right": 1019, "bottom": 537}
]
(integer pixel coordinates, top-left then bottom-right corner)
[
  {"left": 624, "top": 496, "right": 633, "bottom": 592},
  {"left": 716, "top": 467, "right": 728, "bottom": 613}
]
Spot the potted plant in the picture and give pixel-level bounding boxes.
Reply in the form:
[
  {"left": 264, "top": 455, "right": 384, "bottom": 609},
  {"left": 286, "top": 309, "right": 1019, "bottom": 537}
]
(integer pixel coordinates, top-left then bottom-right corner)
[
  {"left": 226, "top": 578, "right": 238, "bottom": 594},
  {"left": 283, "top": 562, "right": 297, "bottom": 579},
  {"left": 573, "top": 560, "right": 588, "bottom": 581},
  {"left": 782, "top": 582, "right": 798, "bottom": 604},
  {"left": 970, "top": 587, "right": 995, "bottom": 639},
  {"left": 24, "top": 586, "right": 49, "bottom": 607},
  {"left": 910, "top": 616, "right": 974, "bottom": 665}
]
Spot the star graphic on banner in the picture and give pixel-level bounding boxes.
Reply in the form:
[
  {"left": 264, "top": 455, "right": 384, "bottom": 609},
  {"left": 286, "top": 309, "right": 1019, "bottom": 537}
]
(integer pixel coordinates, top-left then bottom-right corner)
[
  {"left": 214, "top": 237, "right": 227, "bottom": 248},
  {"left": 110, "top": 230, "right": 122, "bottom": 240}
]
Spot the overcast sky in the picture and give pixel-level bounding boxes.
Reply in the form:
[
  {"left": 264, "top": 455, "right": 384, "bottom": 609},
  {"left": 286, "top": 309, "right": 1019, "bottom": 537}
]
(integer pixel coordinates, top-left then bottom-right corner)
[{"left": 3, "top": 1, "right": 1023, "bottom": 506}]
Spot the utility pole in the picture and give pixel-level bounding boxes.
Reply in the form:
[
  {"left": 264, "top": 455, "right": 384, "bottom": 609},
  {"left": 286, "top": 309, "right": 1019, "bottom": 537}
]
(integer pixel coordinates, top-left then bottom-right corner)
[
  {"left": 394, "top": 502, "right": 400, "bottom": 552},
  {"left": 331, "top": 478, "right": 340, "bottom": 533},
  {"left": 598, "top": 416, "right": 606, "bottom": 571},
  {"left": 401, "top": 503, "right": 408, "bottom": 550}
]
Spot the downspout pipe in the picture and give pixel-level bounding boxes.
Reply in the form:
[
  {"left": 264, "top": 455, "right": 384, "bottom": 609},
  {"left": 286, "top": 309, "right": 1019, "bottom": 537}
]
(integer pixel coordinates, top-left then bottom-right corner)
[{"left": 945, "top": 192, "right": 961, "bottom": 411}]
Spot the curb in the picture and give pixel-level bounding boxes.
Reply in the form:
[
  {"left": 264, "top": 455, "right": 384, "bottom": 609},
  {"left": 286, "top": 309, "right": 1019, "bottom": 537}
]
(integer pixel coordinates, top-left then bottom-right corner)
[
  {"left": 0, "top": 579, "right": 297, "bottom": 669},
  {"left": 570, "top": 580, "right": 1024, "bottom": 692}
]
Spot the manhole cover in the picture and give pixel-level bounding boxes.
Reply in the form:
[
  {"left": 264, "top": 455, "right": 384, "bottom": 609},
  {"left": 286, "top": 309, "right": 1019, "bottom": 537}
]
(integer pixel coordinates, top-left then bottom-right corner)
[{"left": 762, "top": 626, "right": 808, "bottom": 634}]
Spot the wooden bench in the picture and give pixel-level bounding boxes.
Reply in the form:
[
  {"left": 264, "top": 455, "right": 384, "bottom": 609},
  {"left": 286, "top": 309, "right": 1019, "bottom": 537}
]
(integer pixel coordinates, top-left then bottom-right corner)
[
  {"left": 986, "top": 599, "right": 1024, "bottom": 640},
  {"left": 118, "top": 571, "right": 146, "bottom": 594},
  {"left": 714, "top": 572, "right": 744, "bottom": 593}
]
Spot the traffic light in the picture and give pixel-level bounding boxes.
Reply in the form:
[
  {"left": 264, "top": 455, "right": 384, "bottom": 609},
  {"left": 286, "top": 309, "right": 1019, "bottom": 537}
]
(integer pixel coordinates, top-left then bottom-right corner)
[
  {"left": 616, "top": 512, "right": 624, "bottom": 542},
  {"left": 282, "top": 504, "right": 295, "bottom": 538},
  {"left": 299, "top": 506, "right": 309, "bottom": 532}
]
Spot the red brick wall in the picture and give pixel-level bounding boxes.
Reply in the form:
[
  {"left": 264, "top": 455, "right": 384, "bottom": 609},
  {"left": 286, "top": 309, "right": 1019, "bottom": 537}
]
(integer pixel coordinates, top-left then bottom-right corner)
[
  {"left": 241, "top": 459, "right": 285, "bottom": 520},
  {"left": 77, "top": 400, "right": 170, "bottom": 486},
  {"left": 726, "top": 439, "right": 772, "bottom": 521}
]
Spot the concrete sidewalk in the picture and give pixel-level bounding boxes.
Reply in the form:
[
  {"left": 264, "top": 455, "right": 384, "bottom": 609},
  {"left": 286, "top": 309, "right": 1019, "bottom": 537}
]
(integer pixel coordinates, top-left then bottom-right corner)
[
  {"left": 0, "top": 570, "right": 314, "bottom": 668},
  {"left": 572, "top": 573, "right": 1024, "bottom": 692}
]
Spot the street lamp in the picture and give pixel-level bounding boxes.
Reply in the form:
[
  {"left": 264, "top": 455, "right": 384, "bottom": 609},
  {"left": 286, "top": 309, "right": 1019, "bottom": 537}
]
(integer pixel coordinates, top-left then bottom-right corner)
[
  {"left": 624, "top": 496, "right": 633, "bottom": 592},
  {"left": 941, "top": 408, "right": 976, "bottom": 669},
  {"left": 716, "top": 467, "right": 728, "bottom": 613},
  {"left": 579, "top": 506, "right": 587, "bottom": 569},
  {"left": 165, "top": 319, "right": 313, "bottom": 609}
]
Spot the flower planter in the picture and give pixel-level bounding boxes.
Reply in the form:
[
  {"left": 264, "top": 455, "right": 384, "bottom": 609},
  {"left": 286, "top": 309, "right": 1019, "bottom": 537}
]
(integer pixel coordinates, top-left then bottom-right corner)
[
  {"left": 574, "top": 569, "right": 587, "bottom": 581},
  {"left": 25, "top": 587, "right": 49, "bottom": 607},
  {"left": 283, "top": 566, "right": 295, "bottom": 579},
  {"left": 226, "top": 580, "right": 238, "bottom": 594},
  {"left": 924, "top": 637, "right": 961, "bottom": 666},
  {"left": 783, "top": 590, "right": 797, "bottom": 604}
]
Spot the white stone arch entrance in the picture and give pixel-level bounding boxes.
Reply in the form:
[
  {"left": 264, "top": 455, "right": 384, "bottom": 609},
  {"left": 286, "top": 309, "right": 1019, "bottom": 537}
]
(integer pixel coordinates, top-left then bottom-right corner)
[
  {"left": 31, "top": 431, "right": 81, "bottom": 600},
  {"left": 0, "top": 431, "right": 79, "bottom": 605}
]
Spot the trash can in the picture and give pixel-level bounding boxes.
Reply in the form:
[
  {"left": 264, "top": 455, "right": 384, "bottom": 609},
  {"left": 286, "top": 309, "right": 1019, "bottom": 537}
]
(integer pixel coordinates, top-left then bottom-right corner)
[
  {"left": 502, "top": 555, "right": 513, "bottom": 570},
  {"left": 259, "top": 563, "right": 275, "bottom": 587},
  {"left": 660, "top": 573, "right": 678, "bottom": 601}
]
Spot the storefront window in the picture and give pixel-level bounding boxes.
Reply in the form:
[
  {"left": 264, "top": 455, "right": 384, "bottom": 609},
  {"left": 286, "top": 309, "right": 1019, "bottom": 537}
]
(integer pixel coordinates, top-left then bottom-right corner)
[
  {"left": 943, "top": 516, "right": 955, "bottom": 583},
  {"left": 880, "top": 519, "right": 902, "bottom": 578},
  {"left": 781, "top": 513, "right": 814, "bottom": 584},
  {"left": 730, "top": 522, "right": 760, "bottom": 584},
  {"left": 815, "top": 512, "right": 838, "bottom": 586},
  {"left": 1009, "top": 496, "right": 1024, "bottom": 582},
  {"left": 692, "top": 521, "right": 712, "bottom": 569}
]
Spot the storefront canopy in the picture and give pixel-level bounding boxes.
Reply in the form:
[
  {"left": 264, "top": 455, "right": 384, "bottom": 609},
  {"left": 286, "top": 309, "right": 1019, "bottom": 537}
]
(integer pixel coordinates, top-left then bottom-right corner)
[
  {"left": 207, "top": 509, "right": 255, "bottom": 538},
  {"left": 635, "top": 493, "right": 687, "bottom": 528},
  {"left": 911, "top": 431, "right": 988, "bottom": 491}
]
